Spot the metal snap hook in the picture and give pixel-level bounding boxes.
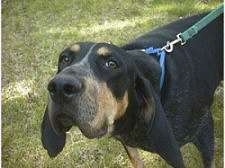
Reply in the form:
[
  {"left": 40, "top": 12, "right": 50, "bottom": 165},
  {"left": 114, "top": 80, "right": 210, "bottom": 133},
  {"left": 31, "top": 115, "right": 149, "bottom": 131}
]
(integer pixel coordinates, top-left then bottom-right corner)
[
  {"left": 164, "top": 42, "right": 174, "bottom": 52},
  {"left": 161, "top": 33, "right": 184, "bottom": 53}
]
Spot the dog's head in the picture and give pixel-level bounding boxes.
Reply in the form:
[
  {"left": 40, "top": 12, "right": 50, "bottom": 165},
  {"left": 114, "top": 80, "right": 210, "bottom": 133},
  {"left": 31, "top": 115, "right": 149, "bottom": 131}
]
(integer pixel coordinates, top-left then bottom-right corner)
[
  {"left": 41, "top": 42, "right": 181, "bottom": 164},
  {"left": 41, "top": 42, "right": 135, "bottom": 156},
  {"left": 45, "top": 42, "right": 132, "bottom": 136}
]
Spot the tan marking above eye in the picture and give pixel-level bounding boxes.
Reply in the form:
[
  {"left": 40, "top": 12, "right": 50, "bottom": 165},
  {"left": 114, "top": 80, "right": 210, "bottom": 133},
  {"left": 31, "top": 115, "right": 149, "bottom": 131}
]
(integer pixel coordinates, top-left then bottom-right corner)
[
  {"left": 97, "top": 47, "right": 111, "bottom": 57},
  {"left": 70, "top": 44, "right": 81, "bottom": 52}
]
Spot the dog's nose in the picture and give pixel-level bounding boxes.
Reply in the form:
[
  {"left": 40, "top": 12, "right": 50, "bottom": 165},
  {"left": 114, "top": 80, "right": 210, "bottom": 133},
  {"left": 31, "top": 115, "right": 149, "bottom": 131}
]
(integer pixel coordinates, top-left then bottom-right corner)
[{"left": 48, "top": 76, "right": 83, "bottom": 101}]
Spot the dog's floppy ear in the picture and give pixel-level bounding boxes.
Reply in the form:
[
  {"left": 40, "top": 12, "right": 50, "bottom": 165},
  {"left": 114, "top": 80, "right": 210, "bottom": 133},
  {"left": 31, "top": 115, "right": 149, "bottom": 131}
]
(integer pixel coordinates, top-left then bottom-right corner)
[
  {"left": 134, "top": 70, "right": 184, "bottom": 168},
  {"left": 134, "top": 72, "right": 156, "bottom": 122},
  {"left": 41, "top": 106, "right": 66, "bottom": 157}
]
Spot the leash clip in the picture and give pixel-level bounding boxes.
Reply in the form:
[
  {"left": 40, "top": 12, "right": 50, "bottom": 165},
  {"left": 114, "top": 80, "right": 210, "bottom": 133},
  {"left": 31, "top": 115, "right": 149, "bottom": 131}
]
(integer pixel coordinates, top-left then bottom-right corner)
[{"left": 161, "top": 33, "right": 186, "bottom": 52}]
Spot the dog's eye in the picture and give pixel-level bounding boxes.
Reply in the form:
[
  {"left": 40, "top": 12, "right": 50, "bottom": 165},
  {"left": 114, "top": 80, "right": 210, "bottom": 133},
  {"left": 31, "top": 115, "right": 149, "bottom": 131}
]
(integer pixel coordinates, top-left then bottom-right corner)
[
  {"left": 105, "top": 60, "right": 118, "bottom": 69},
  {"left": 62, "top": 55, "right": 71, "bottom": 64}
]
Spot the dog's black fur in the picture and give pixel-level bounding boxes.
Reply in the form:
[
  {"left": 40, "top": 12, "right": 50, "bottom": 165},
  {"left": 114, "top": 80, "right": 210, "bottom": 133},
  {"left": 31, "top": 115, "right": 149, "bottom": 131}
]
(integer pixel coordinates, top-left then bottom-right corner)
[{"left": 41, "top": 13, "right": 223, "bottom": 168}]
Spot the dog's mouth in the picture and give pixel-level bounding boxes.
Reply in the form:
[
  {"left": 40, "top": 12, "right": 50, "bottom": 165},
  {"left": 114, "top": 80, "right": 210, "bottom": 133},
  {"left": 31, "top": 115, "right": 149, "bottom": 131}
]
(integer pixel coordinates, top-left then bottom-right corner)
[
  {"left": 78, "top": 121, "right": 108, "bottom": 139},
  {"left": 54, "top": 113, "right": 108, "bottom": 139},
  {"left": 49, "top": 103, "right": 109, "bottom": 139},
  {"left": 56, "top": 113, "right": 74, "bottom": 132}
]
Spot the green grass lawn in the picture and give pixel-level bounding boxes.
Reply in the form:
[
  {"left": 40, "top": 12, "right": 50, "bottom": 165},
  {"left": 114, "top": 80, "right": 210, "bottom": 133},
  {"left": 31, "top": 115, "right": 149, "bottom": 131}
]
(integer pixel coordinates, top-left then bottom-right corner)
[{"left": 2, "top": 0, "right": 223, "bottom": 167}]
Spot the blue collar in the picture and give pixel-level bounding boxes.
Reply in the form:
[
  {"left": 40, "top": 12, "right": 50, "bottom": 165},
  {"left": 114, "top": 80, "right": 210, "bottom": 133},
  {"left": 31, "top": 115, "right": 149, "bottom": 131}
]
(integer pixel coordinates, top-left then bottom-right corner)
[{"left": 142, "top": 47, "right": 166, "bottom": 90}]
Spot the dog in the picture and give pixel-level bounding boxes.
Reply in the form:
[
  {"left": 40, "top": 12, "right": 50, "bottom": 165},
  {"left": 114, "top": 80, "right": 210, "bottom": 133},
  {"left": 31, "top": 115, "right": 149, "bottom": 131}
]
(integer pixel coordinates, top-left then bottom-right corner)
[{"left": 41, "top": 13, "right": 223, "bottom": 168}]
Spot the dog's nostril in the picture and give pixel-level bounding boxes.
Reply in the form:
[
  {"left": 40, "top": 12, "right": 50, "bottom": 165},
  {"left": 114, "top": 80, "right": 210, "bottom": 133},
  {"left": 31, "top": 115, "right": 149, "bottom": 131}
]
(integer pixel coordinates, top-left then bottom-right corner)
[
  {"left": 63, "top": 80, "right": 82, "bottom": 96},
  {"left": 63, "top": 84, "right": 76, "bottom": 95},
  {"left": 48, "top": 81, "right": 57, "bottom": 94}
]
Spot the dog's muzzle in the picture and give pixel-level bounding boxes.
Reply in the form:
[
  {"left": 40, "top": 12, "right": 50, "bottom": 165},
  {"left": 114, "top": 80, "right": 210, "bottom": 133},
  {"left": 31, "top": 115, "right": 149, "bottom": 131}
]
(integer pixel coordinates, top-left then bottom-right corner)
[
  {"left": 46, "top": 73, "right": 84, "bottom": 134},
  {"left": 46, "top": 62, "right": 125, "bottom": 139},
  {"left": 46, "top": 67, "right": 110, "bottom": 139}
]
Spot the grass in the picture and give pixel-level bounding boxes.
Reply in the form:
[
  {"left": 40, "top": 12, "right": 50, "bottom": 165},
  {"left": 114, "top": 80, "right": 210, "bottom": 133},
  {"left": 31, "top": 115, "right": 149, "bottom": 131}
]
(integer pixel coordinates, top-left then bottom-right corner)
[{"left": 2, "top": 0, "right": 223, "bottom": 167}]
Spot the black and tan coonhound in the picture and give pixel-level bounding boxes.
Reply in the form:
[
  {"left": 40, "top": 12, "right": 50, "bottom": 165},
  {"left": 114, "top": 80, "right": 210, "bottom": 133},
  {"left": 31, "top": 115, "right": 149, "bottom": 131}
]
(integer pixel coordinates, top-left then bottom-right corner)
[{"left": 41, "top": 13, "right": 223, "bottom": 168}]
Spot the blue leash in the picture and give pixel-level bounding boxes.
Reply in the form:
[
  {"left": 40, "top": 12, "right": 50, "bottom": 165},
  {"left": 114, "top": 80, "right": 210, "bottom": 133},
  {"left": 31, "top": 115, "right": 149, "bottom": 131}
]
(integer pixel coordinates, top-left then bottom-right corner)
[{"left": 143, "top": 47, "right": 166, "bottom": 90}]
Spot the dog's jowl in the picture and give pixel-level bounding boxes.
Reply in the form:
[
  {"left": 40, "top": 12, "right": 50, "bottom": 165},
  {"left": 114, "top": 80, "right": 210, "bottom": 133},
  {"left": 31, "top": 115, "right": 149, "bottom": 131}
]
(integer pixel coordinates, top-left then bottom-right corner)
[{"left": 41, "top": 13, "right": 223, "bottom": 168}]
